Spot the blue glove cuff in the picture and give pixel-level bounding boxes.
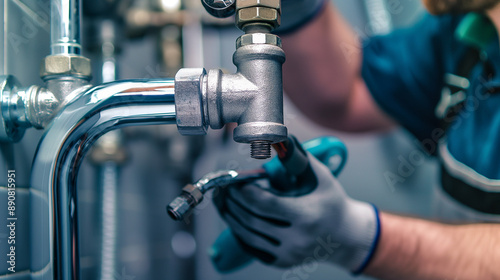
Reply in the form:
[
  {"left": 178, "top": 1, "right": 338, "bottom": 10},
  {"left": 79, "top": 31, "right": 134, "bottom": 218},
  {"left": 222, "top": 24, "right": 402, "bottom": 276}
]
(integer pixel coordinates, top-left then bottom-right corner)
[{"left": 352, "top": 204, "right": 382, "bottom": 275}]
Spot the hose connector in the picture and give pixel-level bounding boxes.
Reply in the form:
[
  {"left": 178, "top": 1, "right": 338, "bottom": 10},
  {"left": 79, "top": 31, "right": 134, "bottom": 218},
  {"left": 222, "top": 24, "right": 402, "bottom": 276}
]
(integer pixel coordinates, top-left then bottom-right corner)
[{"left": 167, "top": 184, "right": 204, "bottom": 221}]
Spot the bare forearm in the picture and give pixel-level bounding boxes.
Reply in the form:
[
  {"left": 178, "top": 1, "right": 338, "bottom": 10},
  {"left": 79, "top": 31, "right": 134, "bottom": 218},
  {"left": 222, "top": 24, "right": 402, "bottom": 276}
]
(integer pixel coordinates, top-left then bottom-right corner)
[
  {"left": 282, "top": 2, "right": 360, "bottom": 106},
  {"left": 281, "top": 2, "right": 393, "bottom": 132},
  {"left": 366, "top": 212, "right": 500, "bottom": 280}
]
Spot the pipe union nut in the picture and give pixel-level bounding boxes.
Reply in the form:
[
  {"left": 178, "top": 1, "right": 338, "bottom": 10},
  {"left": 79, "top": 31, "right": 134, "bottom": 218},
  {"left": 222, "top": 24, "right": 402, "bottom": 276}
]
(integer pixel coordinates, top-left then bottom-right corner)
[
  {"left": 236, "top": 33, "right": 282, "bottom": 49},
  {"left": 236, "top": 0, "right": 280, "bottom": 10},
  {"left": 175, "top": 68, "right": 208, "bottom": 135},
  {"left": 236, "top": 7, "right": 280, "bottom": 31},
  {"left": 40, "top": 55, "right": 91, "bottom": 78},
  {"left": 0, "top": 76, "right": 25, "bottom": 142}
]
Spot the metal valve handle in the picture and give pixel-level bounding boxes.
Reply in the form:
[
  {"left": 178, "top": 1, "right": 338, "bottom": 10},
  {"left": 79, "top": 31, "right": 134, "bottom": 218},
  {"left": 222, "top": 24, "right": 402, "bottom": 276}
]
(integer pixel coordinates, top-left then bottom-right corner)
[{"left": 202, "top": 0, "right": 237, "bottom": 18}]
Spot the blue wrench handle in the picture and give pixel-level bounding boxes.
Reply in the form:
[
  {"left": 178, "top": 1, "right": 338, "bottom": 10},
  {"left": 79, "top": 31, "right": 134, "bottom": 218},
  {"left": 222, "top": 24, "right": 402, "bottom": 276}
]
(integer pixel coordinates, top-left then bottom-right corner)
[
  {"left": 302, "top": 136, "right": 348, "bottom": 176},
  {"left": 211, "top": 136, "right": 348, "bottom": 273}
]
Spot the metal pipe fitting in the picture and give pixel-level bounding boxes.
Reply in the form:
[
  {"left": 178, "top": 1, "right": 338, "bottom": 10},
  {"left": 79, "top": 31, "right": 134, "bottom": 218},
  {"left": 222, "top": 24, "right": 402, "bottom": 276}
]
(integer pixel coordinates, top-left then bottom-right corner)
[
  {"left": 175, "top": 68, "right": 208, "bottom": 135},
  {"left": 235, "top": 0, "right": 281, "bottom": 33},
  {"left": 175, "top": 32, "right": 287, "bottom": 159},
  {"left": 29, "top": 79, "right": 176, "bottom": 280},
  {"left": 0, "top": 0, "right": 92, "bottom": 143},
  {"left": 0, "top": 76, "right": 64, "bottom": 141},
  {"left": 40, "top": 55, "right": 91, "bottom": 79},
  {"left": 0, "top": 75, "right": 94, "bottom": 141},
  {"left": 32, "top": 0, "right": 92, "bottom": 146},
  {"left": 188, "top": 0, "right": 286, "bottom": 158},
  {"left": 234, "top": 0, "right": 286, "bottom": 158},
  {"left": 0, "top": 76, "right": 29, "bottom": 141},
  {"left": 41, "top": 0, "right": 91, "bottom": 94},
  {"left": 21, "top": 85, "right": 61, "bottom": 129},
  {"left": 228, "top": 42, "right": 287, "bottom": 159}
]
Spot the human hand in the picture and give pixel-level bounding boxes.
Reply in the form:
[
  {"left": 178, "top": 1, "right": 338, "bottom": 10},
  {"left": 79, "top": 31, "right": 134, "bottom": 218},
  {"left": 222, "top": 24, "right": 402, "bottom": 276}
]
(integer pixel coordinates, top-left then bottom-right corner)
[{"left": 213, "top": 150, "right": 380, "bottom": 273}]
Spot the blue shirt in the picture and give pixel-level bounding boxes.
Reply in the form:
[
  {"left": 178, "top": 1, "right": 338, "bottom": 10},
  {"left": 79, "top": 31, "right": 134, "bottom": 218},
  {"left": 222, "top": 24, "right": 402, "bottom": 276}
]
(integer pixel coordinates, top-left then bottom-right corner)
[{"left": 362, "top": 13, "right": 500, "bottom": 180}]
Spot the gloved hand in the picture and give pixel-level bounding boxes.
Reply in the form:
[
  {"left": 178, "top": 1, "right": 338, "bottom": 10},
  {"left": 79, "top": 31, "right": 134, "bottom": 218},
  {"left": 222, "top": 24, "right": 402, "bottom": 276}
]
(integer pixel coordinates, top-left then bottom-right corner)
[
  {"left": 278, "top": 0, "right": 327, "bottom": 34},
  {"left": 213, "top": 152, "right": 381, "bottom": 273}
]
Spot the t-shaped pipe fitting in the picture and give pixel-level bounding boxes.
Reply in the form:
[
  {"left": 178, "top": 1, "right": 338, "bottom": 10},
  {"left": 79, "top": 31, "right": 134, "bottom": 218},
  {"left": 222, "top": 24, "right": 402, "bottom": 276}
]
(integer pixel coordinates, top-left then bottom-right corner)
[
  {"left": 176, "top": 0, "right": 287, "bottom": 159},
  {"left": 230, "top": 36, "right": 287, "bottom": 158},
  {"left": 174, "top": 33, "right": 287, "bottom": 159}
]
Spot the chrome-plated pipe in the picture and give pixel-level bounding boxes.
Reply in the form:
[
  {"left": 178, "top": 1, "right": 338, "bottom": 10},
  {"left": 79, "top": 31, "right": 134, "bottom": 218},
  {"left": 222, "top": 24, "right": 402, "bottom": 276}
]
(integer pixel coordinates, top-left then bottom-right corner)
[
  {"left": 51, "top": 0, "right": 82, "bottom": 54},
  {"left": 29, "top": 79, "right": 176, "bottom": 280}
]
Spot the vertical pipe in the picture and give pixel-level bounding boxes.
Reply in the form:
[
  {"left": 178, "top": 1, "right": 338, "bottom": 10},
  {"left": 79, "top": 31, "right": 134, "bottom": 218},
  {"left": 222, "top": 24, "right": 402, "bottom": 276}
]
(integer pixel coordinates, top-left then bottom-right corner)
[
  {"left": 100, "top": 20, "right": 118, "bottom": 83},
  {"left": 98, "top": 162, "right": 119, "bottom": 280},
  {"left": 95, "top": 23, "right": 121, "bottom": 279},
  {"left": 51, "top": 0, "right": 82, "bottom": 55},
  {"left": 181, "top": 14, "right": 204, "bottom": 68}
]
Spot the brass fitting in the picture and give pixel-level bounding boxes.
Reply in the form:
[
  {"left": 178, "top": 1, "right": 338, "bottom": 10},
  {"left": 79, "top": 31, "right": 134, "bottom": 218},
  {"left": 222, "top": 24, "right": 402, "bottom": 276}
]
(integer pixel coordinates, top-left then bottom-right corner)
[
  {"left": 237, "top": 0, "right": 280, "bottom": 10},
  {"left": 235, "top": 0, "right": 281, "bottom": 32},
  {"left": 40, "top": 54, "right": 92, "bottom": 79}
]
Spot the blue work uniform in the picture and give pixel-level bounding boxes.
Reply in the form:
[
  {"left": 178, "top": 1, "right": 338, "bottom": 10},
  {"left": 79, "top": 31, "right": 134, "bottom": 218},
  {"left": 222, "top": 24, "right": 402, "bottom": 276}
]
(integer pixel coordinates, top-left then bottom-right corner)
[{"left": 362, "top": 13, "right": 500, "bottom": 222}]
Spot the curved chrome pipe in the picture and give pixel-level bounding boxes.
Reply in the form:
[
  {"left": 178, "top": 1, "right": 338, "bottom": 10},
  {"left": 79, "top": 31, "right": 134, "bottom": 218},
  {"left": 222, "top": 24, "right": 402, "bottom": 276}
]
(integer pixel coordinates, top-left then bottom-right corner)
[{"left": 29, "top": 79, "right": 176, "bottom": 280}]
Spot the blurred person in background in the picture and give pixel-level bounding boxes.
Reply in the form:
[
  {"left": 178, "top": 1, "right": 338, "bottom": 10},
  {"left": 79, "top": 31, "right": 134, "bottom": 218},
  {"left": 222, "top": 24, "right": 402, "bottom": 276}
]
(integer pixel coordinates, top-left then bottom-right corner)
[{"left": 214, "top": 0, "right": 500, "bottom": 279}]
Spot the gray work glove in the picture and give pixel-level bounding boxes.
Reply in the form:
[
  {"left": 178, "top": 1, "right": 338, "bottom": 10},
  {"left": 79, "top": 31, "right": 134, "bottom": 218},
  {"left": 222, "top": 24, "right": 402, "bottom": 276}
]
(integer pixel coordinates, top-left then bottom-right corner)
[
  {"left": 278, "top": 0, "right": 327, "bottom": 34},
  {"left": 214, "top": 153, "right": 380, "bottom": 273}
]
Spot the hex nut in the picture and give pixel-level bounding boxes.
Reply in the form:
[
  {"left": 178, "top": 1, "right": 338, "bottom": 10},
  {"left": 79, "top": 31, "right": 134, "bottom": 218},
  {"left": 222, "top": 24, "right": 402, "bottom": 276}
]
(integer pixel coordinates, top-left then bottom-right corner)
[
  {"left": 167, "top": 195, "right": 193, "bottom": 221},
  {"left": 236, "top": 33, "right": 282, "bottom": 48},
  {"left": 175, "top": 68, "right": 208, "bottom": 135},
  {"left": 182, "top": 184, "right": 204, "bottom": 204},
  {"left": 236, "top": 0, "right": 280, "bottom": 11},
  {"left": 236, "top": 7, "right": 281, "bottom": 31},
  {"left": 40, "top": 55, "right": 91, "bottom": 78}
]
